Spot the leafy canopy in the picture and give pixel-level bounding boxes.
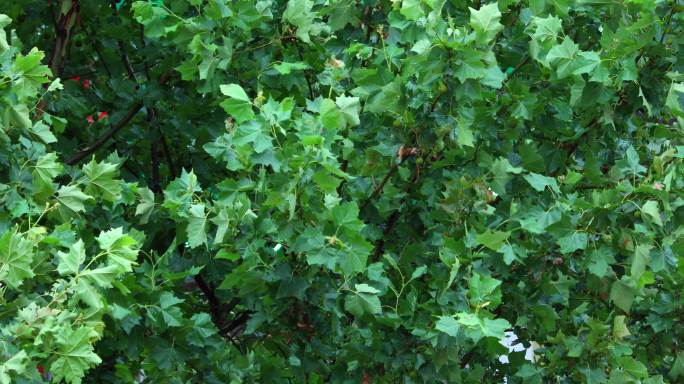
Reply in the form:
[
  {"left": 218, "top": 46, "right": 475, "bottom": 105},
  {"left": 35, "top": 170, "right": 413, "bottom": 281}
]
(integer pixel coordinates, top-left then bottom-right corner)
[{"left": 1, "top": 0, "right": 684, "bottom": 383}]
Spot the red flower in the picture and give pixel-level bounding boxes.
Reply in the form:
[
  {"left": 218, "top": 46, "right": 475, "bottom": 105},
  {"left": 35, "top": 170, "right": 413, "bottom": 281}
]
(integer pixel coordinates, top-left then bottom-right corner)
[
  {"left": 82, "top": 79, "right": 91, "bottom": 89},
  {"left": 70, "top": 76, "right": 81, "bottom": 82},
  {"left": 97, "top": 111, "right": 108, "bottom": 121},
  {"left": 86, "top": 115, "right": 94, "bottom": 124},
  {"left": 37, "top": 365, "right": 45, "bottom": 374}
]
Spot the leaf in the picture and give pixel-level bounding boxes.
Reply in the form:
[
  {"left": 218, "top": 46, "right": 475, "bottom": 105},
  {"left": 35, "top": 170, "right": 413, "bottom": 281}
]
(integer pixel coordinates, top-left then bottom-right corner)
[
  {"left": 51, "top": 326, "right": 102, "bottom": 384},
  {"left": 481, "top": 317, "right": 511, "bottom": 339},
  {"left": 0, "top": 230, "right": 34, "bottom": 289},
  {"left": 468, "top": 273, "right": 502, "bottom": 307},
  {"left": 355, "top": 283, "right": 380, "bottom": 294},
  {"left": 400, "top": 0, "right": 425, "bottom": 21},
  {"left": 28, "top": 121, "right": 57, "bottom": 144},
  {"left": 610, "top": 279, "right": 637, "bottom": 313},
  {"left": 0, "top": 350, "right": 28, "bottom": 384},
  {"left": 490, "top": 157, "right": 523, "bottom": 195},
  {"left": 523, "top": 172, "right": 560, "bottom": 193},
  {"left": 517, "top": 206, "right": 561, "bottom": 234},
  {"left": 469, "top": 3, "right": 503, "bottom": 43},
  {"left": 641, "top": 200, "right": 663, "bottom": 226},
  {"left": 435, "top": 316, "right": 460, "bottom": 337},
  {"left": 630, "top": 244, "right": 652, "bottom": 281},
  {"left": 335, "top": 95, "right": 361, "bottom": 127},
  {"left": 613, "top": 315, "right": 631, "bottom": 339},
  {"left": 220, "top": 83, "right": 254, "bottom": 123},
  {"left": 220, "top": 83, "right": 250, "bottom": 101},
  {"left": 32, "top": 152, "right": 63, "bottom": 186},
  {"left": 410, "top": 265, "right": 427, "bottom": 281},
  {"left": 546, "top": 37, "right": 579, "bottom": 78},
  {"left": 135, "top": 187, "right": 155, "bottom": 224},
  {"left": 211, "top": 207, "right": 230, "bottom": 245},
  {"left": 344, "top": 289, "right": 382, "bottom": 317},
  {"left": 273, "top": 61, "right": 309, "bottom": 74},
  {"left": 573, "top": 51, "right": 601, "bottom": 75},
  {"left": 187, "top": 203, "right": 208, "bottom": 248},
  {"left": 56, "top": 185, "right": 94, "bottom": 214},
  {"left": 338, "top": 231, "right": 372, "bottom": 276},
  {"left": 530, "top": 15, "right": 563, "bottom": 42},
  {"left": 456, "top": 312, "right": 511, "bottom": 341},
  {"left": 283, "top": 0, "right": 330, "bottom": 44},
  {"left": 457, "top": 123, "right": 475, "bottom": 147},
  {"left": 96, "top": 227, "right": 139, "bottom": 272},
  {"left": 187, "top": 313, "right": 218, "bottom": 346},
  {"left": 557, "top": 232, "right": 588, "bottom": 254},
  {"left": 670, "top": 351, "right": 684, "bottom": 381},
  {"left": 475, "top": 230, "right": 510, "bottom": 251},
  {"left": 82, "top": 158, "right": 121, "bottom": 202},
  {"left": 57, "top": 239, "right": 86, "bottom": 276}
]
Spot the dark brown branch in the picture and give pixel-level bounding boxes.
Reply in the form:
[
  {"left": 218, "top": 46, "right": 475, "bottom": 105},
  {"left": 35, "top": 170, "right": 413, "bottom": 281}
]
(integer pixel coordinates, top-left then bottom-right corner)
[
  {"left": 81, "top": 24, "right": 113, "bottom": 78},
  {"left": 159, "top": 130, "right": 177, "bottom": 179},
  {"left": 65, "top": 101, "right": 144, "bottom": 165},
  {"left": 293, "top": 41, "right": 315, "bottom": 99},
  {"left": 372, "top": 210, "right": 401, "bottom": 261},
  {"left": 194, "top": 274, "right": 225, "bottom": 328},
  {"left": 48, "top": 0, "right": 79, "bottom": 77},
  {"left": 149, "top": 130, "right": 161, "bottom": 192},
  {"left": 360, "top": 156, "right": 409, "bottom": 211},
  {"left": 117, "top": 40, "right": 137, "bottom": 81},
  {"left": 65, "top": 72, "right": 171, "bottom": 165}
]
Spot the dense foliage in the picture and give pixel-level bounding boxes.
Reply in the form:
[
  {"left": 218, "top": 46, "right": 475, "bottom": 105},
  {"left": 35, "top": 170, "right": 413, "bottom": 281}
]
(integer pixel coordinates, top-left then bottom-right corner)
[{"left": 1, "top": 0, "right": 683, "bottom": 382}]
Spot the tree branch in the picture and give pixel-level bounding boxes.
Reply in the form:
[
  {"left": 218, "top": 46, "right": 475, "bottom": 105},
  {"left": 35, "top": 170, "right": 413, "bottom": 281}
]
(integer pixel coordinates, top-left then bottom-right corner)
[
  {"left": 65, "top": 101, "right": 144, "bottom": 165},
  {"left": 65, "top": 72, "right": 171, "bottom": 165}
]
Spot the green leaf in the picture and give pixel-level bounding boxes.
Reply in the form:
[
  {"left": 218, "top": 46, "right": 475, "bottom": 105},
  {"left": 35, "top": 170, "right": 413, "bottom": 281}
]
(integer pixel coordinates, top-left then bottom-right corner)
[
  {"left": 187, "top": 203, "right": 208, "bottom": 248},
  {"left": 530, "top": 15, "right": 563, "bottom": 42},
  {"left": 57, "top": 239, "right": 86, "bottom": 276},
  {"left": 28, "top": 121, "right": 57, "bottom": 144},
  {"left": 344, "top": 288, "right": 382, "bottom": 317},
  {"left": 469, "top": 3, "right": 503, "bottom": 42},
  {"left": 630, "top": 244, "right": 652, "bottom": 281},
  {"left": 283, "top": 0, "right": 330, "bottom": 44},
  {"left": 435, "top": 316, "right": 460, "bottom": 337},
  {"left": 481, "top": 317, "right": 511, "bottom": 339},
  {"left": 56, "top": 185, "right": 94, "bottom": 214},
  {"left": 32, "top": 152, "right": 63, "bottom": 186},
  {"left": 273, "top": 61, "right": 309, "bottom": 74},
  {"left": 610, "top": 279, "right": 637, "bottom": 313},
  {"left": 490, "top": 157, "right": 523, "bottom": 195},
  {"left": 220, "top": 83, "right": 250, "bottom": 101},
  {"left": 135, "top": 187, "right": 155, "bottom": 224},
  {"left": 187, "top": 313, "right": 218, "bottom": 346},
  {"left": 96, "top": 227, "right": 139, "bottom": 272},
  {"left": 338, "top": 231, "right": 372, "bottom": 276},
  {"left": 523, "top": 172, "right": 560, "bottom": 193},
  {"left": 216, "top": 248, "right": 239, "bottom": 261},
  {"left": 670, "top": 351, "right": 684, "bottom": 381},
  {"left": 641, "top": 200, "right": 663, "bottom": 226},
  {"left": 410, "top": 265, "right": 428, "bottom": 281},
  {"left": 613, "top": 315, "right": 631, "bottom": 340},
  {"left": 51, "top": 326, "right": 102, "bottom": 384},
  {"left": 0, "top": 350, "right": 28, "bottom": 384},
  {"left": 468, "top": 273, "right": 502, "bottom": 307},
  {"left": 457, "top": 123, "right": 475, "bottom": 147},
  {"left": 400, "top": 0, "right": 425, "bottom": 21},
  {"left": 0, "top": 230, "right": 34, "bottom": 289},
  {"left": 211, "top": 207, "right": 230, "bottom": 245},
  {"left": 546, "top": 37, "right": 579, "bottom": 78},
  {"left": 475, "top": 230, "right": 510, "bottom": 251},
  {"left": 220, "top": 83, "right": 254, "bottom": 123},
  {"left": 557, "top": 232, "right": 588, "bottom": 254},
  {"left": 82, "top": 158, "right": 122, "bottom": 202}
]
